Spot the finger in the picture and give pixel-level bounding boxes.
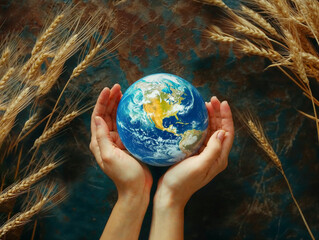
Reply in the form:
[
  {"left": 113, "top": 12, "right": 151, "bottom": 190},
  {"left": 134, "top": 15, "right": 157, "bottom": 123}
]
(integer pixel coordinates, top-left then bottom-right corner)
[
  {"left": 211, "top": 96, "right": 221, "bottom": 131},
  {"left": 199, "top": 130, "right": 224, "bottom": 164},
  {"left": 91, "top": 88, "right": 110, "bottom": 139},
  {"left": 95, "top": 116, "right": 114, "bottom": 163},
  {"left": 220, "top": 101, "right": 235, "bottom": 159},
  {"left": 111, "top": 92, "right": 122, "bottom": 131},
  {"left": 89, "top": 138, "right": 104, "bottom": 168},
  {"left": 106, "top": 84, "right": 121, "bottom": 115}
]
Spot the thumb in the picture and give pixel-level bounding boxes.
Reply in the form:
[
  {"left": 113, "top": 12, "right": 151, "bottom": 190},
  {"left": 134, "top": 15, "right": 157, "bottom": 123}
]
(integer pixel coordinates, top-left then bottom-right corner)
[
  {"left": 200, "top": 130, "right": 225, "bottom": 163},
  {"left": 95, "top": 116, "right": 113, "bottom": 162}
]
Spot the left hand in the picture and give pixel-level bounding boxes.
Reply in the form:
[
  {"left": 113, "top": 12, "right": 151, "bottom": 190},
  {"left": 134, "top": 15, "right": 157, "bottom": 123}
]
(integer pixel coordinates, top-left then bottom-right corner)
[{"left": 154, "top": 97, "right": 235, "bottom": 209}]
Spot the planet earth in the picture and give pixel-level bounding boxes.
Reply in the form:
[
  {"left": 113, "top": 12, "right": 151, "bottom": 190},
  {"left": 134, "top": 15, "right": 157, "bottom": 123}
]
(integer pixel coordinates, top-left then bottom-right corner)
[{"left": 116, "top": 73, "right": 208, "bottom": 166}]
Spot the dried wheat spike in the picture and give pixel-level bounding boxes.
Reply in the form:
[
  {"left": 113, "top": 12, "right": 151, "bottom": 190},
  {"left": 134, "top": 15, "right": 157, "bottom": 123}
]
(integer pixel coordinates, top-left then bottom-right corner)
[
  {"left": 240, "top": 40, "right": 281, "bottom": 60},
  {"left": 196, "top": 0, "right": 230, "bottom": 10},
  {"left": 240, "top": 5, "right": 279, "bottom": 38},
  {"left": 0, "top": 47, "right": 10, "bottom": 69},
  {"left": 284, "top": 30, "right": 309, "bottom": 83},
  {"left": 31, "top": 14, "right": 64, "bottom": 56},
  {"left": 209, "top": 32, "right": 236, "bottom": 43},
  {"left": 26, "top": 50, "right": 54, "bottom": 81},
  {"left": 0, "top": 162, "right": 57, "bottom": 204},
  {"left": 301, "top": 52, "right": 319, "bottom": 67},
  {"left": 0, "top": 196, "right": 48, "bottom": 238},
  {"left": 0, "top": 67, "right": 14, "bottom": 91},
  {"left": 247, "top": 119, "right": 283, "bottom": 170},
  {"left": 32, "top": 111, "right": 79, "bottom": 149},
  {"left": 20, "top": 112, "right": 39, "bottom": 136},
  {"left": 70, "top": 43, "right": 102, "bottom": 79},
  {"left": 234, "top": 22, "right": 268, "bottom": 39}
]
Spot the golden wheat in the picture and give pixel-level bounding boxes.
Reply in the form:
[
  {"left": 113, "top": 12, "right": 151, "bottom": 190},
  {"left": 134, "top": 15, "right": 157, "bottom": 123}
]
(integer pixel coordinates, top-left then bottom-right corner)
[
  {"left": 240, "top": 5, "right": 279, "bottom": 38},
  {"left": 240, "top": 40, "right": 281, "bottom": 60},
  {"left": 70, "top": 43, "right": 102, "bottom": 79},
  {"left": 0, "top": 67, "right": 14, "bottom": 91},
  {"left": 32, "top": 111, "right": 79, "bottom": 149},
  {"left": 0, "top": 162, "right": 57, "bottom": 204},
  {"left": 247, "top": 119, "right": 283, "bottom": 170},
  {"left": 0, "top": 47, "right": 10, "bottom": 69},
  {"left": 0, "top": 196, "right": 48, "bottom": 238},
  {"left": 31, "top": 14, "right": 64, "bottom": 56}
]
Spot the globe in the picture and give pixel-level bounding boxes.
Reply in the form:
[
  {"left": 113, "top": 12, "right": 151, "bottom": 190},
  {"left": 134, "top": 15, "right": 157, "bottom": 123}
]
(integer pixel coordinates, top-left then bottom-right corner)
[{"left": 116, "top": 73, "right": 208, "bottom": 166}]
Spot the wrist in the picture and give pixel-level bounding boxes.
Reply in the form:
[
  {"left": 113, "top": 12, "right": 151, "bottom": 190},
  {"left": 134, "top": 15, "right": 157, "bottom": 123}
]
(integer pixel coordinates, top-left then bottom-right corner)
[{"left": 153, "top": 185, "right": 188, "bottom": 212}]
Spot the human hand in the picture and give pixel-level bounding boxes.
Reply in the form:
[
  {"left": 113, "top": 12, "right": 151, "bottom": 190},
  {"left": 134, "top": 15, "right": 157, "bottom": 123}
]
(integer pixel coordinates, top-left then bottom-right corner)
[
  {"left": 90, "top": 84, "right": 153, "bottom": 201},
  {"left": 154, "top": 96, "right": 234, "bottom": 209}
]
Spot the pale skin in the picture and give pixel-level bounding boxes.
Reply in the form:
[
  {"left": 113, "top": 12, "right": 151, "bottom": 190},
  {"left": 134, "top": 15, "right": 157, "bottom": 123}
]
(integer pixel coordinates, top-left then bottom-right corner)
[{"left": 90, "top": 84, "right": 235, "bottom": 240}]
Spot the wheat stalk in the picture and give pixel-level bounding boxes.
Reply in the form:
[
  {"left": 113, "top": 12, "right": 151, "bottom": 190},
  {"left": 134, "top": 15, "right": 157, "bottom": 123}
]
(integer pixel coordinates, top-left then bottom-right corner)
[
  {"left": 31, "top": 14, "right": 64, "bottom": 56},
  {"left": 32, "top": 111, "right": 79, "bottom": 149},
  {"left": 0, "top": 162, "right": 57, "bottom": 204},
  {"left": 246, "top": 118, "right": 315, "bottom": 240},
  {"left": 0, "top": 47, "right": 10, "bottom": 69},
  {"left": 0, "top": 67, "right": 14, "bottom": 91},
  {"left": 0, "top": 196, "right": 49, "bottom": 238}
]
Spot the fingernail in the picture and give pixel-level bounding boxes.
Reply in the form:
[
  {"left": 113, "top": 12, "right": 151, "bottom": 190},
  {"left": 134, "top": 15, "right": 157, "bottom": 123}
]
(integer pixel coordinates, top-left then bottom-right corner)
[
  {"left": 95, "top": 116, "right": 101, "bottom": 126},
  {"left": 217, "top": 130, "right": 225, "bottom": 142}
]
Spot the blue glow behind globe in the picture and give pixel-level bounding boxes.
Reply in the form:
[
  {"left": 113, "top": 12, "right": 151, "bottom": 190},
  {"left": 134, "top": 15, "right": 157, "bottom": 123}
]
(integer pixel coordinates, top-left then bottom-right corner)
[{"left": 116, "top": 73, "right": 208, "bottom": 166}]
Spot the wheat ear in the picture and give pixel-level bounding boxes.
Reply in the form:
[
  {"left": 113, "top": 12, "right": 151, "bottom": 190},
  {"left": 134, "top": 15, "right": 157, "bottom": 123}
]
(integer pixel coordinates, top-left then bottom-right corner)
[
  {"left": 240, "top": 5, "right": 279, "bottom": 38},
  {"left": 32, "top": 111, "right": 79, "bottom": 149},
  {"left": 0, "top": 196, "right": 49, "bottom": 238},
  {"left": 37, "top": 34, "right": 78, "bottom": 95},
  {"left": 70, "top": 43, "right": 102, "bottom": 79},
  {"left": 0, "top": 47, "right": 10, "bottom": 69},
  {"left": 247, "top": 118, "right": 315, "bottom": 240},
  {"left": 26, "top": 51, "right": 54, "bottom": 81},
  {"left": 31, "top": 14, "right": 64, "bottom": 56},
  {"left": 0, "top": 67, "right": 14, "bottom": 91},
  {"left": 20, "top": 112, "right": 39, "bottom": 136},
  {"left": 247, "top": 119, "right": 282, "bottom": 170},
  {"left": 0, "top": 162, "right": 57, "bottom": 205},
  {"left": 195, "top": 0, "right": 230, "bottom": 10},
  {"left": 240, "top": 40, "right": 281, "bottom": 60}
]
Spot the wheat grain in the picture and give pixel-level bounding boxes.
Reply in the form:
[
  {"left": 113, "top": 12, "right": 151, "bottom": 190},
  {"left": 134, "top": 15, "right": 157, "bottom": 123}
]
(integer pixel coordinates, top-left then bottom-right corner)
[
  {"left": 0, "top": 196, "right": 48, "bottom": 238},
  {"left": 240, "top": 5, "right": 279, "bottom": 38},
  {"left": 31, "top": 14, "right": 64, "bottom": 56},
  {"left": 0, "top": 67, "right": 14, "bottom": 91},
  {"left": 0, "top": 162, "right": 57, "bottom": 204},
  {"left": 247, "top": 119, "right": 282, "bottom": 170},
  {"left": 32, "top": 111, "right": 78, "bottom": 149},
  {"left": 70, "top": 43, "right": 102, "bottom": 79},
  {"left": 0, "top": 47, "right": 10, "bottom": 69}
]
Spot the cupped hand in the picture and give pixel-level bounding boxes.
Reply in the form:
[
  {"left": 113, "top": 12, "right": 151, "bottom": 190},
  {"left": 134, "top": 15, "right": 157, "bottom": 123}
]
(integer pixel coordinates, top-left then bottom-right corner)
[
  {"left": 154, "top": 97, "right": 235, "bottom": 208},
  {"left": 90, "top": 84, "right": 153, "bottom": 200}
]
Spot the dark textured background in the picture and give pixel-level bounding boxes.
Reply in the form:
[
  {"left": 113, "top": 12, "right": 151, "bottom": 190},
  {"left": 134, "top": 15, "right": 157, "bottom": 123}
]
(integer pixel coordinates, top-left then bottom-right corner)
[{"left": 0, "top": 0, "right": 318, "bottom": 239}]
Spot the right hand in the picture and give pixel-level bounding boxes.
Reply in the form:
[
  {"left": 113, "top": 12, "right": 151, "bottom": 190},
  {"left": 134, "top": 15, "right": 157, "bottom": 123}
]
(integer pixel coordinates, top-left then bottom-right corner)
[{"left": 90, "top": 84, "right": 153, "bottom": 200}]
